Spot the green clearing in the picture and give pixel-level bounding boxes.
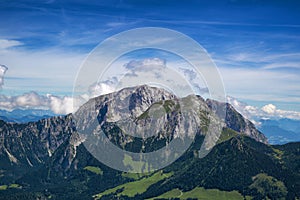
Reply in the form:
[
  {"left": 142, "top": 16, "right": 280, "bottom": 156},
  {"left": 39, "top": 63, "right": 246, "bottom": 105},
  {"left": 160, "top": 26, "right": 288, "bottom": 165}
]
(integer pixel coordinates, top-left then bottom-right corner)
[
  {"left": 84, "top": 166, "right": 103, "bottom": 175},
  {"left": 272, "top": 148, "right": 284, "bottom": 160},
  {"left": 8, "top": 183, "right": 21, "bottom": 189},
  {"left": 93, "top": 170, "right": 173, "bottom": 199},
  {"left": 148, "top": 187, "right": 251, "bottom": 200},
  {"left": 217, "top": 128, "right": 239, "bottom": 144},
  {"left": 0, "top": 183, "right": 21, "bottom": 190},
  {"left": 0, "top": 185, "right": 7, "bottom": 190}
]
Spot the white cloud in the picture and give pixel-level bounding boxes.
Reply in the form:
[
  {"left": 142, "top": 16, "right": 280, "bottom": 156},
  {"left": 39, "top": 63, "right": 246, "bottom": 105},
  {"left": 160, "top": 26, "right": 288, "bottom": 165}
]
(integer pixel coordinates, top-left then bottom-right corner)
[
  {"left": 227, "top": 96, "right": 259, "bottom": 121},
  {"left": 142, "top": 58, "right": 166, "bottom": 66},
  {"left": 88, "top": 80, "right": 116, "bottom": 98},
  {"left": 48, "top": 95, "right": 74, "bottom": 115},
  {"left": 0, "top": 92, "right": 47, "bottom": 110},
  {"left": 0, "top": 92, "right": 79, "bottom": 115},
  {"left": 0, "top": 64, "right": 8, "bottom": 88},
  {"left": 0, "top": 78, "right": 117, "bottom": 114},
  {"left": 227, "top": 96, "right": 300, "bottom": 122},
  {"left": 15, "top": 92, "right": 48, "bottom": 108},
  {"left": 261, "top": 104, "right": 300, "bottom": 120},
  {"left": 0, "top": 39, "right": 22, "bottom": 50},
  {"left": 261, "top": 104, "right": 276, "bottom": 114}
]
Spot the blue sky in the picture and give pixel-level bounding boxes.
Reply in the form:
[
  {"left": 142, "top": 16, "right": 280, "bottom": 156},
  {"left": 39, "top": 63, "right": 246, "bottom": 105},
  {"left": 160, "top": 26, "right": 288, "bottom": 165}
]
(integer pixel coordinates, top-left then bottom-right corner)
[{"left": 0, "top": 0, "right": 300, "bottom": 119}]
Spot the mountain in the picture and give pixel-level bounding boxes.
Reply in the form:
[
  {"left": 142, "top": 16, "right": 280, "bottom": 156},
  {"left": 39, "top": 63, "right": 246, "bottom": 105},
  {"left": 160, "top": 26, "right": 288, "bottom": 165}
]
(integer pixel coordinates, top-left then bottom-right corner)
[
  {"left": 0, "top": 109, "right": 56, "bottom": 123},
  {"left": 0, "top": 85, "right": 298, "bottom": 199},
  {"left": 258, "top": 118, "right": 300, "bottom": 144}
]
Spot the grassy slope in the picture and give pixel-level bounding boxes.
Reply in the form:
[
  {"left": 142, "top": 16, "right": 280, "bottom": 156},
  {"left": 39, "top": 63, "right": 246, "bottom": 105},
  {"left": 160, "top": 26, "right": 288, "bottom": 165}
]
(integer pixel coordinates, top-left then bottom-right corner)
[
  {"left": 148, "top": 187, "right": 251, "bottom": 200},
  {"left": 217, "top": 128, "right": 239, "bottom": 144},
  {"left": 93, "top": 171, "right": 173, "bottom": 199}
]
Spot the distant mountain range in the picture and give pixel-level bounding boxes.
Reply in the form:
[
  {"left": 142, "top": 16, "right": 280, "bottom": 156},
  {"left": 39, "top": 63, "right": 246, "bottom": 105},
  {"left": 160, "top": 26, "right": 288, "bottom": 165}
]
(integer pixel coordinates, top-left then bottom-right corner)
[
  {"left": 258, "top": 118, "right": 300, "bottom": 144},
  {"left": 0, "top": 85, "right": 299, "bottom": 199},
  {"left": 0, "top": 109, "right": 57, "bottom": 123}
]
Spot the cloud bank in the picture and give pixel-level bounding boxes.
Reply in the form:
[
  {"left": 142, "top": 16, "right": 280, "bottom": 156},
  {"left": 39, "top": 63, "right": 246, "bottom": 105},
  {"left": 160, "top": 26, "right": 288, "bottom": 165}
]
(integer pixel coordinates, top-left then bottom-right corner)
[
  {"left": 0, "top": 79, "right": 117, "bottom": 115},
  {"left": 0, "top": 92, "right": 74, "bottom": 115},
  {"left": 227, "top": 96, "right": 300, "bottom": 124}
]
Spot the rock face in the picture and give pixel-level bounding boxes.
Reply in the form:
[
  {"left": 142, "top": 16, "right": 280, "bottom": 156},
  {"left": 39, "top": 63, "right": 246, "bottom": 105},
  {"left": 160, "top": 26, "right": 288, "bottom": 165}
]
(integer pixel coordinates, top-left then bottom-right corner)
[
  {"left": 0, "top": 85, "right": 267, "bottom": 173},
  {"left": 206, "top": 99, "right": 268, "bottom": 143},
  {"left": 0, "top": 115, "right": 77, "bottom": 179}
]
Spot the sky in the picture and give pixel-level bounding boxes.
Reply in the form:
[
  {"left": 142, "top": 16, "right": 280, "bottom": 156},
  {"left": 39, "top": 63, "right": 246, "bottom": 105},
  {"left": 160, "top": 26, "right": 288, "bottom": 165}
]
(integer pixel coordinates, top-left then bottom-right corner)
[{"left": 0, "top": 0, "right": 300, "bottom": 121}]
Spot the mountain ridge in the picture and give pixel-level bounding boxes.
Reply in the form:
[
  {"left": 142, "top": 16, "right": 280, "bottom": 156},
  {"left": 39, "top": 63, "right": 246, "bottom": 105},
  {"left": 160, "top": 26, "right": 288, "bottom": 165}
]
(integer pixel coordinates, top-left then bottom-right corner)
[
  {"left": 0, "top": 109, "right": 56, "bottom": 123},
  {"left": 0, "top": 85, "right": 267, "bottom": 175},
  {"left": 2, "top": 85, "right": 296, "bottom": 199}
]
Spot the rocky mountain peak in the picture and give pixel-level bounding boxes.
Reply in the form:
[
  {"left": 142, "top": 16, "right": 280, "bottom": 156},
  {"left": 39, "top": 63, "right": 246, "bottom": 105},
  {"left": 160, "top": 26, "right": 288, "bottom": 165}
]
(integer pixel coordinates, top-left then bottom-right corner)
[
  {"left": 1, "top": 85, "right": 267, "bottom": 175},
  {"left": 75, "top": 85, "right": 177, "bottom": 125}
]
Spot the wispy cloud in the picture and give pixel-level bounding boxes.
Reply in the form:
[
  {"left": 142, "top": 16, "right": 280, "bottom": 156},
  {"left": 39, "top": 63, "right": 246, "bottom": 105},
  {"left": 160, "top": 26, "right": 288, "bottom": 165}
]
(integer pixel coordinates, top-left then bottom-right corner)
[
  {"left": 0, "top": 39, "right": 23, "bottom": 50},
  {"left": 211, "top": 40, "right": 300, "bottom": 111},
  {"left": 0, "top": 43, "right": 85, "bottom": 94},
  {"left": 263, "top": 62, "right": 300, "bottom": 70},
  {"left": 219, "top": 66, "right": 300, "bottom": 103},
  {"left": 221, "top": 51, "right": 300, "bottom": 67}
]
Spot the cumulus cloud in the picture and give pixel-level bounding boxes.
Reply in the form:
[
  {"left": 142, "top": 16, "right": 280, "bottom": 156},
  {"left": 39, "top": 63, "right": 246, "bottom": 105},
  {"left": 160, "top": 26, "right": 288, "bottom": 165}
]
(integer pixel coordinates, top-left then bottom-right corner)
[
  {"left": 0, "top": 92, "right": 79, "bottom": 115},
  {"left": 0, "top": 64, "right": 8, "bottom": 88},
  {"left": 261, "top": 104, "right": 276, "bottom": 114},
  {"left": 88, "top": 78, "right": 117, "bottom": 98},
  {"left": 48, "top": 95, "right": 74, "bottom": 114},
  {"left": 0, "top": 77, "right": 117, "bottom": 114},
  {"left": 89, "top": 82, "right": 115, "bottom": 97},
  {"left": 15, "top": 92, "right": 48, "bottom": 108},
  {"left": 227, "top": 96, "right": 300, "bottom": 123},
  {"left": 261, "top": 104, "right": 300, "bottom": 119},
  {"left": 0, "top": 92, "right": 47, "bottom": 110}
]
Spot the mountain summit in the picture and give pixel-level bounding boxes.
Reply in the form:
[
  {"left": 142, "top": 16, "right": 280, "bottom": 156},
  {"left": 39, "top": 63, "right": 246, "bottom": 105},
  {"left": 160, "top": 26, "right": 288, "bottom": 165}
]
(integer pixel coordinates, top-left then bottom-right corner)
[
  {"left": 73, "top": 85, "right": 267, "bottom": 172},
  {"left": 75, "top": 84, "right": 266, "bottom": 142}
]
